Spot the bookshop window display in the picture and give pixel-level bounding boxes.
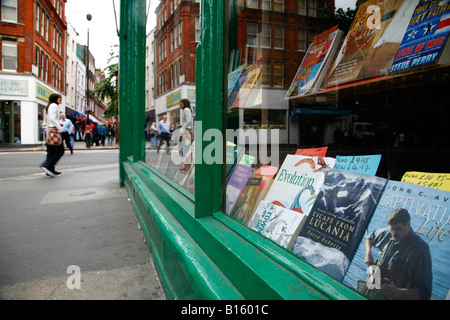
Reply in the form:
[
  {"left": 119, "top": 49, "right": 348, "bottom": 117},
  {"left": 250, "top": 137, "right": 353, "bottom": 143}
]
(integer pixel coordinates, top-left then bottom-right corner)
[
  {"left": 145, "top": 108, "right": 195, "bottom": 195},
  {"left": 223, "top": 0, "right": 450, "bottom": 300}
]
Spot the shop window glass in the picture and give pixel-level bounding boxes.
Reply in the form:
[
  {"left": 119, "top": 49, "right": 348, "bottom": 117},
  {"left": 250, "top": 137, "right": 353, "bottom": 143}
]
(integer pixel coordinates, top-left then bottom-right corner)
[
  {"left": 145, "top": 0, "right": 199, "bottom": 195},
  {"left": 224, "top": 0, "right": 450, "bottom": 300},
  {"left": 37, "top": 105, "right": 46, "bottom": 141},
  {"left": 0, "top": 101, "right": 20, "bottom": 144}
]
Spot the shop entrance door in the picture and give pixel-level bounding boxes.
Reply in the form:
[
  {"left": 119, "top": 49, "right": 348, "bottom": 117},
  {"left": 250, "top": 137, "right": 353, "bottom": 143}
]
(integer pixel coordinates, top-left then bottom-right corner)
[{"left": 0, "top": 101, "right": 20, "bottom": 144}]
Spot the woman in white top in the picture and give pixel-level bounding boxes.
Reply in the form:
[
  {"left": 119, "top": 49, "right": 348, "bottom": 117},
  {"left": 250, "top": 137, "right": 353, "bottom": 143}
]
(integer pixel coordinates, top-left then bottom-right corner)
[
  {"left": 40, "top": 93, "right": 65, "bottom": 177},
  {"left": 179, "top": 98, "right": 193, "bottom": 143}
]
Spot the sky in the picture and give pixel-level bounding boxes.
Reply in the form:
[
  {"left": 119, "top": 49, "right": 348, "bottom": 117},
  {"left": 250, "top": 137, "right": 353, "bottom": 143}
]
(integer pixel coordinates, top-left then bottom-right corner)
[
  {"left": 65, "top": 0, "right": 356, "bottom": 71},
  {"left": 65, "top": 0, "right": 158, "bottom": 70},
  {"left": 335, "top": 0, "right": 357, "bottom": 10}
]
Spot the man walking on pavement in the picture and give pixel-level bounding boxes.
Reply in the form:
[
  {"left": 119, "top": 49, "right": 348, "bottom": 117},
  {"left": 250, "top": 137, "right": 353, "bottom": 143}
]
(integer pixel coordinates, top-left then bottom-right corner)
[
  {"left": 60, "top": 113, "right": 74, "bottom": 155},
  {"left": 157, "top": 114, "right": 171, "bottom": 154}
]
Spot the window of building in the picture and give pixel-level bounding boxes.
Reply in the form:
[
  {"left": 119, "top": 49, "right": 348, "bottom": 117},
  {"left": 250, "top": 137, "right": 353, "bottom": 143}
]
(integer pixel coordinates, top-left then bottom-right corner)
[
  {"left": 262, "top": 0, "right": 271, "bottom": 11},
  {"left": 298, "top": 0, "right": 306, "bottom": 15},
  {"left": 298, "top": 28, "right": 306, "bottom": 51},
  {"left": 36, "top": 4, "right": 40, "bottom": 31},
  {"left": 2, "top": 0, "right": 17, "bottom": 22},
  {"left": 195, "top": 16, "right": 200, "bottom": 43},
  {"left": 261, "top": 59, "right": 271, "bottom": 85},
  {"left": 2, "top": 40, "right": 17, "bottom": 71},
  {"left": 273, "top": 25, "right": 284, "bottom": 49},
  {"left": 273, "top": 0, "right": 283, "bottom": 12},
  {"left": 261, "top": 24, "right": 271, "bottom": 48},
  {"left": 247, "top": 0, "right": 258, "bottom": 9},
  {"left": 36, "top": 3, "right": 50, "bottom": 41},
  {"left": 176, "top": 22, "right": 182, "bottom": 47},
  {"left": 0, "top": 101, "right": 21, "bottom": 144},
  {"left": 247, "top": 22, "right": 258, "bottom": 47},
  {"left": 170, "top": 28, "right": 175, "bottom": 52},
  {"left": 308, "top": 0, "right": 316, "bottom": 17}
]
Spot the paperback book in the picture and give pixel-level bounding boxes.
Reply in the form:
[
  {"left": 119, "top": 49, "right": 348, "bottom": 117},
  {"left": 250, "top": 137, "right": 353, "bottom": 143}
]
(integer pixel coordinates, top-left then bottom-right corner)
[
  {"left": 286, "top": 26, "right": 343, "bottom": 98},
  {"left": 225, "top": 164, "right": 254, "bottom": 215},
  {"left": 230, "top": 56, "right": 263, "bottom": 110},
  {"left": 292, "top": 170, "right": 387, "bottom": 281},
  {"left": 390, "top": 0, "right": 450, "bottom": 74},
  {"left": 231, "top": 174, "right": 263, "bottom": 224},
  {"left": 264, "top": 155, "right": 336, "bottom": 216},
  {"left": 343, "top": 180, "right": 450, "bottom": 300},
  {"left": 326, "top": 0, "right": 418, "bottom": 87},
  {"left": 247, "top": 176, "right": 274, "bottom": 221},
  {"left": 248, "top": 200, "right": 306, "bottom": 250},
  {"left": 295, "top": 146, "right": 328, "bottom": 157}
]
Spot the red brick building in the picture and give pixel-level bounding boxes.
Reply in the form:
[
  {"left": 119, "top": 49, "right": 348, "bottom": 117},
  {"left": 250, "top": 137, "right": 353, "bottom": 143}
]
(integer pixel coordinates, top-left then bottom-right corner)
[
  {"left": 0, "top": 0, "right": 66, "bottom": 144},
  {"left": 154, "top": 0, "right": 200, "bottom": 125},
  {"left": 228, "top": 0, "right": 335, "bottom": 145}
]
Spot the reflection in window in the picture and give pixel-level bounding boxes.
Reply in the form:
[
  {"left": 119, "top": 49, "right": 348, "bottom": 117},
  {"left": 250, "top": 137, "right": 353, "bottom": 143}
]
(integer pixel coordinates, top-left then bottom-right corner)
[
  {"left": 298, "top": 0, "right": 306, "bottom": 15},
  {"left": 224, "top": 1, "right": 450, "bottom": 298},
  {"left": 247, "top": 22, "right": 258, "bottom": 47},
  {"left": 308, "top": 0, "right": 316, "bottom": 17},
  {"left": 261, "top": 24, "right": 271, "bottom": 48},
  {"left": 273, "top": 0, "right": 283, "bottom": 12},
  {"left": 273, "top": 25, "right": 284, "bottom": 49},
  {"left": 298, "top": 28, "right": 306, "bottom": 51}
]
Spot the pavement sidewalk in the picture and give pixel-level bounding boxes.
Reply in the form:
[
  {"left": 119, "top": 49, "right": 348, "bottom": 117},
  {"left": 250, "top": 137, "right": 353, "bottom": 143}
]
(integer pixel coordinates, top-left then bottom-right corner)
[
  {"left": 0, "top": 150, "right": 164, "bottom": 300},
  {"left": 0, "top": 141, "right": 119, "bottom": 152}
]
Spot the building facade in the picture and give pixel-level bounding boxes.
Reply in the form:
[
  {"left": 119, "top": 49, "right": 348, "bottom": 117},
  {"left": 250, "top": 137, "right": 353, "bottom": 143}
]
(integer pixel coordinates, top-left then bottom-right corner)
[
  {"left": 0, "top": 0, "right": 67, "bottom": 145},
  {"left": 65, "top": 19, "right": 78, "bottom": 114},
  {"left": 145, "top": 28, "right": 156, "bottom": 120},
  {"left": 154, "top": 0, "right": 200, "bottom": 125}
]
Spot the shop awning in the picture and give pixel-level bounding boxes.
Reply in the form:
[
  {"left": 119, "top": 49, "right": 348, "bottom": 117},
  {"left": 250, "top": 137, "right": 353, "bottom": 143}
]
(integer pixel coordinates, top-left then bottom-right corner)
[{"left": 67, "top": 111, "right": 100, "bottom": 124}]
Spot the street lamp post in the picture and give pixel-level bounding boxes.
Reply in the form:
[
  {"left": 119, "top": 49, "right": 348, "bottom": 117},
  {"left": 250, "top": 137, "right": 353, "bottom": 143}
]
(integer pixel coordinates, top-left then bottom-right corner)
[{"left": 85, "top": 13, "right": 92, "bottom": 148}]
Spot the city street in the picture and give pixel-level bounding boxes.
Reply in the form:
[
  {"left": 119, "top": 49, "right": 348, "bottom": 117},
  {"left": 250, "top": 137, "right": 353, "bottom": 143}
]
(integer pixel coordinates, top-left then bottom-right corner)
[
  {"left": 0, "top": 146, "right": 164, "bottom": 300},
  {"left": 0, "top": 146, "right": 118, "bottom": 180}
]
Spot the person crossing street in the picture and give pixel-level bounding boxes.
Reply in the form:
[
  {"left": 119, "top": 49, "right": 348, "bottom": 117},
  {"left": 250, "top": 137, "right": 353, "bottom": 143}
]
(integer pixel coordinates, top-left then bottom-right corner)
[{"left": 60, "top": 113, "right": 74, "bottom": 155}]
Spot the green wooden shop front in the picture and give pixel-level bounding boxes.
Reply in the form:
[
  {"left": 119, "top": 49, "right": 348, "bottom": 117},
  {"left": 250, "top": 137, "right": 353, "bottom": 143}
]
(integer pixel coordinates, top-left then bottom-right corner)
[{"left": 117, "top": 0, "right": 450, "bottom": 300}]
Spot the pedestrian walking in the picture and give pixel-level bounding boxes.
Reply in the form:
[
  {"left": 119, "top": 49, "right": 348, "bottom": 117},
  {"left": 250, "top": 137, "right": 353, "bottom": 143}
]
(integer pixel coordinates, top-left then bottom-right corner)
[
  {"left": 157, "top": 114, "right": 171, "bottom": 153},
  {"left": 60, "top": 113, "right": 74, "bottom": 155},
  {"left": 148, "top": 121, "right": 158, "bottom": 148},
  {"left": 40, "top": 93, "right": 65, "bottom": 177},
  {"left": 106, "top": 124, "right": 115, "bottom": 146},
  {"left": 179, "top": 98, "right": 193, "bottom": 143},
  {"left": 98, "top": 124, "right": 107, "bottom": 146}
]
